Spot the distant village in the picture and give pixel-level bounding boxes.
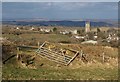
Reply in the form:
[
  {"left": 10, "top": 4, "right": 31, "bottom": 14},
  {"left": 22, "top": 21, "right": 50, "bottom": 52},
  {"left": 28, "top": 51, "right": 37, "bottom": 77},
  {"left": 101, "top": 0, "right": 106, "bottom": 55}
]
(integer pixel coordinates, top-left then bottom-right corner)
[{"left": 2, "top": 21, "right": 119, "bottom": 47}]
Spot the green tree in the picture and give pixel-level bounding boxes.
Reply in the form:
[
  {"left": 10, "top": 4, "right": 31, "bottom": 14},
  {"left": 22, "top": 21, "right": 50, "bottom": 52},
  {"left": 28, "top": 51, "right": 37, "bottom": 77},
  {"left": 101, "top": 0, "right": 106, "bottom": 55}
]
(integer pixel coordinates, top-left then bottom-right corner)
[
  {"left": 77, "top": 30, "right": 81, "bottom": 34},
  {"left": 87, "top": 32, "right": 94, "bottom": 40},
  {"left": 37, "top": 28, "right": 40, "bottom": 31},
  {"left": 98, "top": 32, "right": 106, "bottom": 39},
  {"left": 53, "top": 27, "right": 57, "bottom": 32},
  {"left": 97, "top": 28, "right": 101, "bottom": 32}
]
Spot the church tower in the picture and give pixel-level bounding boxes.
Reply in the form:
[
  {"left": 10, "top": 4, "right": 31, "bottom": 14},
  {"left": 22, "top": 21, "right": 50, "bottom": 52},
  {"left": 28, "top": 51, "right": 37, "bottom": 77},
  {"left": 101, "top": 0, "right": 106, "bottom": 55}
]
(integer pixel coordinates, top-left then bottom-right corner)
[{"left": 85, "top": 21, "right": 91, "bottom": 33}]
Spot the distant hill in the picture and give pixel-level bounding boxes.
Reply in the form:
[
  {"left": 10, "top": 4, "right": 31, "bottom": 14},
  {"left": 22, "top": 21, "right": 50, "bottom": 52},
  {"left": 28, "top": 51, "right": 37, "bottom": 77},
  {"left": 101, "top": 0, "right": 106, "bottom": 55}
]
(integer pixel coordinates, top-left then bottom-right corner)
[{"left": 2, "top": 20, "right": 117, "bottom": 27}]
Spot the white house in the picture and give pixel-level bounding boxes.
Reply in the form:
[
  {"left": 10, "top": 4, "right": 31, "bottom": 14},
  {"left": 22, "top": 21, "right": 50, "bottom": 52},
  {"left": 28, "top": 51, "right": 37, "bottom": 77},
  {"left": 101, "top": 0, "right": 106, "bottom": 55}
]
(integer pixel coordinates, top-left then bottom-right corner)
[
  {"left": 16, "top": 27, "right": 19, "bottom": 30},
  {"left": 74, "top": 35, "right": 84, "bottom": 39},
  {"left": 40, "top": 28, "right": 51, "bottom": 33},
  {"left": 107, "top": 33, "right": 119, "bottom": 42},
  {"left": 40, "top": 28, "right": 44, "bottom": 32},
  {"left": 60, "top": 30, "right": 70, "bottom": 35},
  {"left": 81, "top": 40, "right": 98, "bottom": 44},
  {"left": 30, "top": 27, "right": 35, "bottom": 30},
  {"left": 45, "top": 29, "right": 51, "bottom": 33},
  {"left": 71, "top": 30, "right": 77, "bottom": 34},
  {"left": 94, "top": 35, "right": 98, "bottom": 39}
]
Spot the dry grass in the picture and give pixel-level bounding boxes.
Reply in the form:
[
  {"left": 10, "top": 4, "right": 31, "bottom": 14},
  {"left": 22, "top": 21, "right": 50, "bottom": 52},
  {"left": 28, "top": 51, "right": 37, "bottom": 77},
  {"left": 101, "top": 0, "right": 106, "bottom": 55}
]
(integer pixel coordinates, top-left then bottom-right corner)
[{"left": 2, "top": 25, "right": 118, "bottom": 80}]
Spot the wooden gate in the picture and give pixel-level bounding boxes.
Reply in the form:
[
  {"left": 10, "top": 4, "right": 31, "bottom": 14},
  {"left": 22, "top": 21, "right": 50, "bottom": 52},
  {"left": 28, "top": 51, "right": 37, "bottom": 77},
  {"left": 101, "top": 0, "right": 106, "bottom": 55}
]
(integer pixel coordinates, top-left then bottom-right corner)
[{"left": 36, "top": 41, "right": 79, "bottom": 66}]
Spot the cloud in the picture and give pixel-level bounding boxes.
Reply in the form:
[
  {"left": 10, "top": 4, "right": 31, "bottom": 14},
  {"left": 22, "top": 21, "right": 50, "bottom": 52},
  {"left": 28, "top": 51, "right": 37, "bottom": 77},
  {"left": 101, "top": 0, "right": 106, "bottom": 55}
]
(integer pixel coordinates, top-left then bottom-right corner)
[
  {"left": 50, "top": 2, "right": 97, "bottom": 11},
  {"left": 2, "top": 2, "right": 118, "bottom": 20}
]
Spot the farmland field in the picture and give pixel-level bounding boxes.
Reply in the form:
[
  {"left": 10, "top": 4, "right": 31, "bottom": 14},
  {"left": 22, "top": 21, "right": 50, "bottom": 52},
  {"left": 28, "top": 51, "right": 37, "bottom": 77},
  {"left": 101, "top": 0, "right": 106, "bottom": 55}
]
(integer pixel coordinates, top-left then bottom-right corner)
[{"left": 2, "top": 25, "right": 118, "bottom": 80}]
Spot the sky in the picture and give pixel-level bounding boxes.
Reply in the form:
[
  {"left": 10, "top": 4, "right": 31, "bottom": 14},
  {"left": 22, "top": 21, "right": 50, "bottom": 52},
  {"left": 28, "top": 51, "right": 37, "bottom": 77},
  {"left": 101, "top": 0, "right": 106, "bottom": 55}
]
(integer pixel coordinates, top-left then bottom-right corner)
[{"left": 2, "top": 2, "right": 118, "bottom": 20}]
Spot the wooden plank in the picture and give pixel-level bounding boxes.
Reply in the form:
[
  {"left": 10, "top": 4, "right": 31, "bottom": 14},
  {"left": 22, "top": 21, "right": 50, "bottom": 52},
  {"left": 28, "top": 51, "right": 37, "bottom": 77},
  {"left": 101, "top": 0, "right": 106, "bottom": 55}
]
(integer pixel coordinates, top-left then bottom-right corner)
[
  {"left": 18, "top": 46, "right": 38, "bottom": 49},
  {"left": 36, "top": 41, "right": 46, "bottom": 53},
  {"left": 66, "top": 52, "right": 79, "bottom": 65},
  {"left": 65, "top": 48, "right": 78, "bottom": 53},
  {"left": 16, "top": 47, "right": 19, "bottom": 59},
  {"left": 3, "top": 55, "right": 16, "bottom": 64}
]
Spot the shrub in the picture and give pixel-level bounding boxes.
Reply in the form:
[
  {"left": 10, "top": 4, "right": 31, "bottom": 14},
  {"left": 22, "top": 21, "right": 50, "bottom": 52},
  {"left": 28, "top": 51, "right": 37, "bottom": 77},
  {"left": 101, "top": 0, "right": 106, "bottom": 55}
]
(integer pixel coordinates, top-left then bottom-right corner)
[
  {"left": 53, "top": 27, "right": 57, "bottom": 32},
  {"left": 59, "top": 41, "right": 71, "bottom": 43}
]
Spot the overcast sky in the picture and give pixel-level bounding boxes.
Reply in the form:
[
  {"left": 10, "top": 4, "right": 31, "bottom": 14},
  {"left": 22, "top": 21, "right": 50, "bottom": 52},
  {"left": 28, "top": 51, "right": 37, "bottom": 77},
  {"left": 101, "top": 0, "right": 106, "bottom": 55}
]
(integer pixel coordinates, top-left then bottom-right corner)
[{"left": 2, "top": 2, "right": 118, "bottom": 20}]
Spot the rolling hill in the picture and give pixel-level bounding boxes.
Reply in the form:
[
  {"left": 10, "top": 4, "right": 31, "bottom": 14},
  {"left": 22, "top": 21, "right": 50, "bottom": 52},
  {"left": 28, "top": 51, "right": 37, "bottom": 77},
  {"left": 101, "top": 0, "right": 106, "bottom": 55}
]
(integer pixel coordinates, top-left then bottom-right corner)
[{"left": 2, "top": 19, "right": 117, "bottom": 27}]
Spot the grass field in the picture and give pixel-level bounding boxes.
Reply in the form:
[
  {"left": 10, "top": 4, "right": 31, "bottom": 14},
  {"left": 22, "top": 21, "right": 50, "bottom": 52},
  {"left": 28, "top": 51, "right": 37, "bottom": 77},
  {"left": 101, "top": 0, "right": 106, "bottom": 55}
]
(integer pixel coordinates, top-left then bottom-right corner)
[
  {"left": 2, "top": 45, "right": 118, "bottom": 80},
  {"left": 2, "top": 26, "right": 119, "bottom": 80},
  {"left": 2, "top": 59, "right": 118, "bottom": 80},
  {"left": 3, "top": 33, "right": 75, "bottom": 45}
]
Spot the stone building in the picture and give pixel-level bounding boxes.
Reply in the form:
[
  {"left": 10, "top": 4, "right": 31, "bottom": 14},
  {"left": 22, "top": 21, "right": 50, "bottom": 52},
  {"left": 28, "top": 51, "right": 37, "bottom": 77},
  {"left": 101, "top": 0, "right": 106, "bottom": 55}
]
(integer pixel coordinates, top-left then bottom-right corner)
[{"left": 85, "top": 21, "right": 91, "bottom": 33}]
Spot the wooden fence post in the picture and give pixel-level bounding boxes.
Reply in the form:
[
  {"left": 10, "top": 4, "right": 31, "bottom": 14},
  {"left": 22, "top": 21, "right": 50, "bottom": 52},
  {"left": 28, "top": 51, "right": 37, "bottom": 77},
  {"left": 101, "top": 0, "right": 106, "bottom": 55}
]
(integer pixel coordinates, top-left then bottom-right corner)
[
  {"left": 17, "top": 47, "right": 19, "bottom": 60},
  {"left": 102, "top": 52, "right": 105, "bottom": 63},
  {"left": 38, "top": 42, "right": 40, "bottom": 47},
  {"left": 102, "top": 47, "right": 105, "bottom": 63}
]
